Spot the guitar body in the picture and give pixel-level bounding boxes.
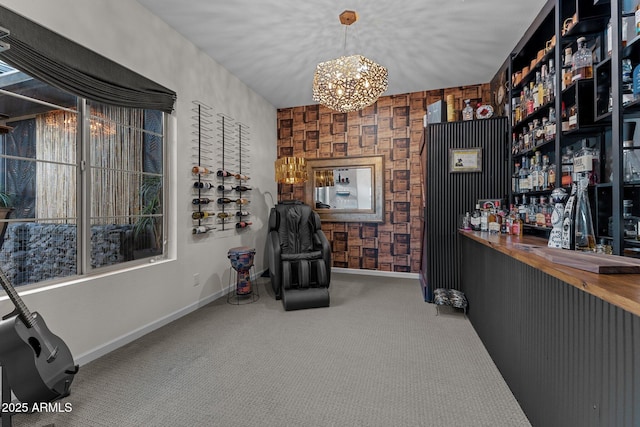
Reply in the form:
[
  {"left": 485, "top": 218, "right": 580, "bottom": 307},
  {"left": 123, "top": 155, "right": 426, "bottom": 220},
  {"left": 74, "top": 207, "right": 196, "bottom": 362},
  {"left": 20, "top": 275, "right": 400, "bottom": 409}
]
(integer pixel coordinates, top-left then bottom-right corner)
[{"left": 0, "top": 312, "right": 77, "bottom": 404}]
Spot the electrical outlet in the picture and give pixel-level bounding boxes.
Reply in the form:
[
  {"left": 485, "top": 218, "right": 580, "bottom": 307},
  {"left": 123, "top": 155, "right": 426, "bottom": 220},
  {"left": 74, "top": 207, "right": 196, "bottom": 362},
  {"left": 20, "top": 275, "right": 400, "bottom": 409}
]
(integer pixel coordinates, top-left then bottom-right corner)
[{"left": 193, "top": 273, "right": 200, "bottom": 286}]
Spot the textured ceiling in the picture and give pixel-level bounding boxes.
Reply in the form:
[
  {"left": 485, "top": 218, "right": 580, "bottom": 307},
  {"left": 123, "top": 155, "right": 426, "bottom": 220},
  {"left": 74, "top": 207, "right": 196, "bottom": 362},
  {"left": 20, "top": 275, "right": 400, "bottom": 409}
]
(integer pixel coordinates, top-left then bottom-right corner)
[{"left": 136, "top": 0, "right": 547, "bottom": 109}]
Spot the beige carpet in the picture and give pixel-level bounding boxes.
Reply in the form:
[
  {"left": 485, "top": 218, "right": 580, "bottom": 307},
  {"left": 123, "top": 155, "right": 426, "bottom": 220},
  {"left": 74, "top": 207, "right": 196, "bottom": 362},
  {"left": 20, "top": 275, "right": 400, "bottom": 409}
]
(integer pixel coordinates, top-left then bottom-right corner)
[{"left": 13, "top": 272, "right": 530, "bottom": 427}]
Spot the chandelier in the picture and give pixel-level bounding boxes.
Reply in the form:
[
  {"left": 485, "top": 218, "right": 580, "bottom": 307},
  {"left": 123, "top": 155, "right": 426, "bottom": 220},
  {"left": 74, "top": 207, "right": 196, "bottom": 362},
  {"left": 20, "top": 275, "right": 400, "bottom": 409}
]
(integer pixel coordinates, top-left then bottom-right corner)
[{"left": 312, "top": 10, "right": 388, "bottom": 113}]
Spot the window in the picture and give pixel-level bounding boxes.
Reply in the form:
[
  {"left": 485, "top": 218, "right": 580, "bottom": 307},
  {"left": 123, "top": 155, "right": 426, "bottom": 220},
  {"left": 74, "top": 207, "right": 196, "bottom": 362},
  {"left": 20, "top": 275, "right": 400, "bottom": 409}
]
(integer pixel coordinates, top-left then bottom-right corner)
[{"left": 0, "top": 64, "right": 166, "bottom": 287}]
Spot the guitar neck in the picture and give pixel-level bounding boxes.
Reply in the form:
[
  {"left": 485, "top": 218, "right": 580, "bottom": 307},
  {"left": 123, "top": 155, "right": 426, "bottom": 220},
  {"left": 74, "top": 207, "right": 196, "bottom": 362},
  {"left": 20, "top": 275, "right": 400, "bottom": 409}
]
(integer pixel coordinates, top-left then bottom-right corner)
[{"left": 0, "top": 267, "right": 35, "bottom": 328}]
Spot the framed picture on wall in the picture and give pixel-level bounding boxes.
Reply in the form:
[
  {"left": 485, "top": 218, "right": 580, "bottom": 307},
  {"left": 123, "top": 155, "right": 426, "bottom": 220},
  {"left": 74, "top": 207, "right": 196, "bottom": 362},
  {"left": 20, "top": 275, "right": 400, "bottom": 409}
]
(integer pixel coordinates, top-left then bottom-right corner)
[{"left": 448, "top": 147, "right": 482, "bottom": 173}]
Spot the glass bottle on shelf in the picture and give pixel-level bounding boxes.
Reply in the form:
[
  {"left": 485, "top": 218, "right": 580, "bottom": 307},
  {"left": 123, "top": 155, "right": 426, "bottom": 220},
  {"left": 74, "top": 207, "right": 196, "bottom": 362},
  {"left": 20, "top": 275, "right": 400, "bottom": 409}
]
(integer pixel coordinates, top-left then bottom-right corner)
[
  {"left": 532, "top": 72, "right": 541, "bottom": 110},
  {"left": 546, "top": 108, "right": 556, "bottom": 142},
  {"left": 519, "top": 156, "right": 530, "bottom": 193},
  {"left": 538, "top": 66, "right": 547, "bottom": 107},
  {"left": 561, "top": 146, "right": 574, "bottom": 187},
  {"left": 471, "top": 204, "right": 482, "bottom": 231},
  {"left": 572, "top": 37, "right": 593, "bottom": 81},
  {"left": 568, "top": 105, "right": 578, "bottom": 130},
  {"left": 546, "top": 60, "right": 556, "bottom": 104},
  {"left": 536, "top": 119, "right": 546, "bottom": 146},
  {"left": 623, "top": 200, "right": 639, "bottom": 239},
  {"left": 574, "top": 178, "right": 596, "bottom": 252},
  {"left": 462, "top": 99, "right": 474, "bottom": 121},
  {"left": 527, "top": 82, "right": 535, "bottom": 116},
  {"left": 541, "top": 154, "right": 550, "bottom": 190},
  {"left": 574, "top": 140, "right": 600, "bottom": 185},
  {"left": 512, "top": 163, "right": 521, "bottom": 193}
]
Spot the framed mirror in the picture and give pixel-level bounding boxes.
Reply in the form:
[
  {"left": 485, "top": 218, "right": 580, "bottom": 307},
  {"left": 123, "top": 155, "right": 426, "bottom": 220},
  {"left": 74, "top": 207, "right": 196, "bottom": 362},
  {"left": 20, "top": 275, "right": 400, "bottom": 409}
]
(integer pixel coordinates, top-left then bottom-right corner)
[{"left": 304, "top": 155, "right": 384, "bottom": 223}]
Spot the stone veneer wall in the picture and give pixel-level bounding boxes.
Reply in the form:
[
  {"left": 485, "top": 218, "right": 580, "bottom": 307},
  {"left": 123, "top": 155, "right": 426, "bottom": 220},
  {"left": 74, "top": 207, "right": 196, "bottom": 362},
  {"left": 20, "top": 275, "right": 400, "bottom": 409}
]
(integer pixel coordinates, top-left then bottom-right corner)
[
  {"left": 277, "top": 84, "right": 491, "bottom": 273},
  {"left": 0, "top": 223, "right": 134, "bottom": 286}
]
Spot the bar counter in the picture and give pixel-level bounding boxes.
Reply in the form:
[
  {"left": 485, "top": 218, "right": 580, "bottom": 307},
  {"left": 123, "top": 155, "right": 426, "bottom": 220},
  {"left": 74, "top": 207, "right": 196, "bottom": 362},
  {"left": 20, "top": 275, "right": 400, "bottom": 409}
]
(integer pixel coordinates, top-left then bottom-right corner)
[
  {"left": 457, "top": 230, "right": 640, "bottom": 427},
  {"left": 460, "top": 230, "right": 640, "bottom": 317}
]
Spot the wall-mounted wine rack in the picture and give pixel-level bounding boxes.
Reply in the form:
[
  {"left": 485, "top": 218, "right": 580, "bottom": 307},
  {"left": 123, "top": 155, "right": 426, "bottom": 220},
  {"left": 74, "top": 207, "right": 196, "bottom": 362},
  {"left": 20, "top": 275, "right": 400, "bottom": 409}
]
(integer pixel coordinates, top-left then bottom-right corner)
[{"left": 191, "top": 100, "right": 251, "bottom": 236}]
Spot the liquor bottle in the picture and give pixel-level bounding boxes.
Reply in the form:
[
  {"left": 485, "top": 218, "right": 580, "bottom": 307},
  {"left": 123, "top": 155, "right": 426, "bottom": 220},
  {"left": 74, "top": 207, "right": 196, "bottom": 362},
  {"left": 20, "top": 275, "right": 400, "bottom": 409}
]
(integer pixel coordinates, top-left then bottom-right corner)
[
  {"left": 234, "top": 173, "right": 250, "bottom": 180},
  {"left": 536, "top": 196, "right": 548, "bottom": 227},
  {"left": 571, "top": 37, "right": 593, "bottom": 81},
  {"left": 462, "top": 99, "right": 474, "bottom": 121},
  {"left": 532, "top": 74, "right": 540, "bottom": 110},
  {"left": 561, "top": 146, "right": 574, "bottom": 187},
  {"left": 546, "top": 60, "right": 556, "bottom": 104},
  {"left": 236, "top": 221, "right": 252, "bottom": 229},
  {"left": 518, "top": 194, "right": 528, "bottom": 225},
  {"left": 236, "top": 210, "right": 250, "bottom": 217},
  {"left": 217, "top": 197, "right": 233, "bottom": 204},
  {"left": 217, "top": 170, "right": 233, "bottom": 177},
  {"left": 511, "top": 208, "right": 523, "bottom": 236},
  {"left": 561, "top": 183, "right": 578, "bottom": 250},
  {"left": 234, "top": 185, "right": 252, "bottom": 192},
  {"left": 530, "top": 155, "right": 540, "bottom": 192},
  {"left": 527, "top": 82, "right": 535, "bottom": 116},
  {"left": 192, "top": 211, "right": 214, "bottom": 219},
  {"left": 470, "top": 204, "right": 481, "bottom": 231},
  {"left": 192, "top": 197, "right": 211, "bottom": 205},
  {"left": 523, "top": 124, "right": 531, "bottom": 151},
  {"left": 533, "top": 119, "right": 544, "bottom": 146},
  {"left": 574, "top": 178, "right": 596, "bottom": 252},
  {"left": 538, "top": 67, "right": 546, "bottom": 107},
  {"left": 488, "top": 208, "right": 501, "bottom": 234},
  {"left": 548, "top": 158, "right": 557, "bottom": 189},
  {"left": 480, "top": 208, "right": 489, "bottom": 232},
  {"left": 568, "top": 105, "right": 578, "bottom": 130},
  {"left": 519, "top": 156, "right": 530, "bottom": 193},
  {"left": 192, "top": 225, "right": 215, "bottom": 234},
  {"left": 192, "top": 166, "right": 211, "bottom": 174},
  {"left": 236, "top": 198, "right": 250, "bottom": 205},
  {"left": 545, "top": 107, "right": 556, "bottom": 142},
  {"left": 573, "top": 140, "right": 599, "bottom": 185},
  {"left": 194, "top": 181, "right": 214, "bottom": 189},
  {"left": 512, "top": 163, "right": 521, "bottom": 193},
  {"left": 541, "top": 154, "right": 550, "bottom": 190}
]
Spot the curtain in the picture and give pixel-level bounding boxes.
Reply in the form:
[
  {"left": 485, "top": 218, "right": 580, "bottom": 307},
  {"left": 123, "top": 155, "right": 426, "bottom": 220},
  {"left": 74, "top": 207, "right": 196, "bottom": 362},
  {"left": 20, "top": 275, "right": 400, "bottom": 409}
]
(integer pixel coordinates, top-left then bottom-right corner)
[{"left": 0, "top": 5, "right": 176, "bottom": 113}]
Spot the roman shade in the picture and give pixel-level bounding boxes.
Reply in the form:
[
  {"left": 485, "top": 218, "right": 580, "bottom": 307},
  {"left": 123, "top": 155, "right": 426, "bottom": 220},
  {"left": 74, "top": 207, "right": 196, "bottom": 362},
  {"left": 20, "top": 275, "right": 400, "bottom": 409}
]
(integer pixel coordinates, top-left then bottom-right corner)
[{"left": 0, "top": 5, "right": 176, "bottom": 113}]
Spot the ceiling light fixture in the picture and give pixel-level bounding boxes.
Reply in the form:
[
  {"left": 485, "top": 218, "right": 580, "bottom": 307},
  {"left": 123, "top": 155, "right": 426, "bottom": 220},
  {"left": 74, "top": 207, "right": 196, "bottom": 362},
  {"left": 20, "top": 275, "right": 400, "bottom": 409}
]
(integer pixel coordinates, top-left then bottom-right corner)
[{"left": 312, "top": 10, "right": 388, "bottom": 113}]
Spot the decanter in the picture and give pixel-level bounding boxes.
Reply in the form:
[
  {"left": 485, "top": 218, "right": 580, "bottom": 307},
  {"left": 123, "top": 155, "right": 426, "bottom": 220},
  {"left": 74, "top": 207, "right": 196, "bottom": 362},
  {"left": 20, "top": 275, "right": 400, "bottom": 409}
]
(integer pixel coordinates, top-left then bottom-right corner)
[{"left": 574, "top": 178, "right": 596, "bottom": 252}]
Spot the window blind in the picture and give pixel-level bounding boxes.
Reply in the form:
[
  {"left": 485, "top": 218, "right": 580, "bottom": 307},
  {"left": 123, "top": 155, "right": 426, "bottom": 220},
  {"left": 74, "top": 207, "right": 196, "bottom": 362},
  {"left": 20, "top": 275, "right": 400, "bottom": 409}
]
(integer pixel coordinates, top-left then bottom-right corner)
[{"left": 0, "top": 5, "right": 176, "bottom": 113}]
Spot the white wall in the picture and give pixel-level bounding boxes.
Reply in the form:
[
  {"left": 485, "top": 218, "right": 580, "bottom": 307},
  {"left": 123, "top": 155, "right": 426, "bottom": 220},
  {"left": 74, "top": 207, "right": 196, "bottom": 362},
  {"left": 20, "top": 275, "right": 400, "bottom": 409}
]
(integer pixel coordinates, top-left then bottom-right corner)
[{"left": 0, "top": 0, "right": 277, "bottom": 364}]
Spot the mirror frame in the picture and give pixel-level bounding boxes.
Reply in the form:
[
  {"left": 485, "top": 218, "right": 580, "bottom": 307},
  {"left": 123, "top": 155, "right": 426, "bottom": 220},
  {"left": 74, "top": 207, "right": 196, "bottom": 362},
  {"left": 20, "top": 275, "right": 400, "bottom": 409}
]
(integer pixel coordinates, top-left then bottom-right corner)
[{"left": 304, "top": 155, "right": 385, "bottom": 223}]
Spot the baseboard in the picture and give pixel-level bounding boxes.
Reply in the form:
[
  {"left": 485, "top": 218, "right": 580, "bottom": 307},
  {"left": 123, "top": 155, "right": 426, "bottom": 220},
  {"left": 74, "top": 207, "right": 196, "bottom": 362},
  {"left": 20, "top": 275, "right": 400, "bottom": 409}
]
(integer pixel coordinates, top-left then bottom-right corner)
[
  {"left": 74, "top": 283, "right": 234, "bottom": 366},
  {"left": 332, "top": 267, "right": 419, "bottom": 280}
]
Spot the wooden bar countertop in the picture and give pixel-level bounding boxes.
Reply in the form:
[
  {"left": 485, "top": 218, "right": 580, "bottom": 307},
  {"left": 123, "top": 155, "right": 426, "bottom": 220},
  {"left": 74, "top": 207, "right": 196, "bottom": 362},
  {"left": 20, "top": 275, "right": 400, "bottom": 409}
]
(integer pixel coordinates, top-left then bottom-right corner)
[{"left": 459, "top": 230, "right": 640, "bottom": 317}]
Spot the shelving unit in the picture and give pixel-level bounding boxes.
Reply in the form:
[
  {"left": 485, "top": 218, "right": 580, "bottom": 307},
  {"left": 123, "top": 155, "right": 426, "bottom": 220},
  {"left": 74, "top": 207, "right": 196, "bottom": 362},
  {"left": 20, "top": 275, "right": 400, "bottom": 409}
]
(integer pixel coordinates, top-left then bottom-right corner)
[
  {"left": 191, "top": 100, "right": 216, "bottom": 235},
  {"left": 504, "top": 0, "right": 639, "bottom": 255}
]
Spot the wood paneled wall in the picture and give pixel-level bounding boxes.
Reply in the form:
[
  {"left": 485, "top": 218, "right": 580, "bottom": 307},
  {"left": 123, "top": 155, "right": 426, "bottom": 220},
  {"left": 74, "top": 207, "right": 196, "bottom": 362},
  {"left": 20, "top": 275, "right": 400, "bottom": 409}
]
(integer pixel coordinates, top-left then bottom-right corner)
[{"left": 277, "top": 83, "right": 492, "bottom": 272}]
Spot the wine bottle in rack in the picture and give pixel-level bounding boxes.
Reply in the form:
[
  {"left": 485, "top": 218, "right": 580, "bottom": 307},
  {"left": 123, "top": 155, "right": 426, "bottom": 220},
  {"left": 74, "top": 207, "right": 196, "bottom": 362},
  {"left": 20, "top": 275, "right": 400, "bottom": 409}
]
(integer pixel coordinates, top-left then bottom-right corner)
[
  {"left": 192, "top": 211, "right": 215, "bottom": 219},
  {"left": 236, "top": 221, "right": 252, "bottom": 229},
  {"left": 217, "top": 212, "right": 232, "bottom": 219},
  {"left": 192, "top": 166, "right": 211, "bottom": 174},
  {"left": 234, "top": 185, "right": 252, "bottom": 192},
  {"left": 234, "top": 173, "right": 250, "bottom": 180},
  {"left": 217, "top": 169, "right": 233, "bottom": 177},
  {"left": 217, "top": 197, "right": 232, "bottom": 204},
  {"left": 236, "top": 210, "right": 250, "bottom": 217},
  {"left": 192, "top": 225, "right": 215, "bottom": 234},
  {"left": 236, "top": 198, "right": 250, "bottom": 205},
  {"left": 194, "top": 181, "right": 214, "bottom": 189},
  {"left": 217, "top": 184, "right": 235, "bottom": 191},
  {"left": 192, "top": 197, "right": 211, "bottom": 205}
]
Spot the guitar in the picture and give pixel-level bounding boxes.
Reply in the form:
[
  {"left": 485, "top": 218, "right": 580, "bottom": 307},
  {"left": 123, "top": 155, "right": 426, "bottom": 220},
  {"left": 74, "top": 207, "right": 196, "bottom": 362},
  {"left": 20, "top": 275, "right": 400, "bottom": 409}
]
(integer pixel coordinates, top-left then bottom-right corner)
[{"left": 0, "top": 267, "right": 78, "bottom": 405}]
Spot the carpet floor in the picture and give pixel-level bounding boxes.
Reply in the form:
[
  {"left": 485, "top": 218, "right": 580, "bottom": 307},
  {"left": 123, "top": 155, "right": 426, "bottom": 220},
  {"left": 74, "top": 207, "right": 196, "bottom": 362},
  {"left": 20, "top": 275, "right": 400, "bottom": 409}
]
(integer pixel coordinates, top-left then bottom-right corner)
[{"left": 13, "top": 272, "right": 530, "bottom": 427}]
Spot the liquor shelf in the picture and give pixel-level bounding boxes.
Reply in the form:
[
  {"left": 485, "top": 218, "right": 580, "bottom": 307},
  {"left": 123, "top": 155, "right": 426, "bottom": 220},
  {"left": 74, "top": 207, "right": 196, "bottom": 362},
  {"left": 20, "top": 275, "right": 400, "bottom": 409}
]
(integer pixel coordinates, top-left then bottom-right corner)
[{"left": 460, "top": 230, "right": 640, "bottom": 316}]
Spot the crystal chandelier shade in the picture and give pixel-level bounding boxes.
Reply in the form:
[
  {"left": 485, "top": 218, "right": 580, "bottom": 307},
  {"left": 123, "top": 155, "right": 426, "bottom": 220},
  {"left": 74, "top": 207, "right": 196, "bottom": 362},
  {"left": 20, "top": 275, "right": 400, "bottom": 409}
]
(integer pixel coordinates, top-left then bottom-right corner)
[
  {"left": 312, "top": 10, "right": 388, "bottom": 113},
  {"left": 313, "top": 55, "right": 388, "bottom": 113}
]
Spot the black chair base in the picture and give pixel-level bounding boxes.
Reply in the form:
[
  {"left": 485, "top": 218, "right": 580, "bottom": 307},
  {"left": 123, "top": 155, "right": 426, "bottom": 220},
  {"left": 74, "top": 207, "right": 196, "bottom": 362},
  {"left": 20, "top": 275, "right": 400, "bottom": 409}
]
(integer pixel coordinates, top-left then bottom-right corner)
[{"left": 282, "top": 287, "right": 330, "bottom": 311}]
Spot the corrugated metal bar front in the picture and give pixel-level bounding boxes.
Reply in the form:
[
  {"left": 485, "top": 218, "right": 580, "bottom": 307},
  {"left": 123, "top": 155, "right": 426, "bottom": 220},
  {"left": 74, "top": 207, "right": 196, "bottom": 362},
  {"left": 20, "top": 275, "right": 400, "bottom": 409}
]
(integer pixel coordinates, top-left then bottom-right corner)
[
  {"left": 424, "top": 117, "right": 508, "bottom": 301},
  {"left": 461, "top": 236, "right": 640, "bottom": 427}
]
